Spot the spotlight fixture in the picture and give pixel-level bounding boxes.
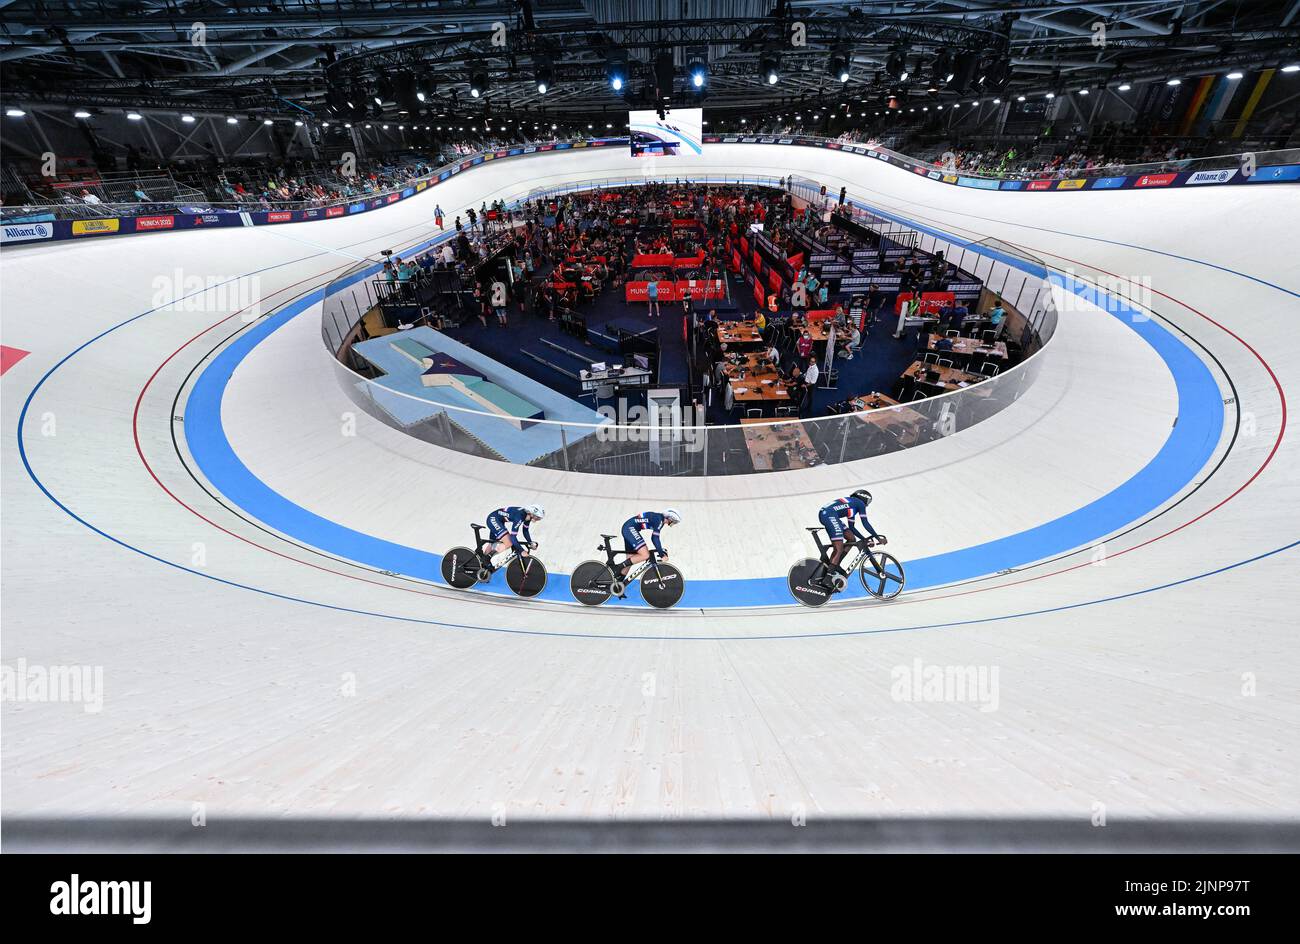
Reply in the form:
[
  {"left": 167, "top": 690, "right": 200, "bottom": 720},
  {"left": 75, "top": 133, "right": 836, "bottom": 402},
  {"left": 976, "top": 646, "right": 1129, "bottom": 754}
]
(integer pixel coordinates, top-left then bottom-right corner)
[
  {"left": 469, "top": 67, "right": 488, "bottom": 99},
  {"left": 74, "top": 109, "right": 92, "bottom": 119},
  {"left": 607, "top": 48, "right": 628, "bottom": 92},
  {"left": 535, "top": 54, "right": 555, "bottom": 95},
  {"left": 760, "top": 50, "right": 780, "bottom": 85},
  {"left": 1282, "top": 64, "right": 1300, "bottom": 73},
  {"left": 1117, "top": 82, "right": 1132, "bottom": 91},
  {"left": 829, "top": 44, "right": 852, "bottom": 83},
  {"left": 181, "top": 114, "right": 195, "bottom": 123},
  {"left": 687, "top": 49, "right": 709, "bottom": 89},
  {"left": 885, "top": 46, "right": 908, "bottom": 80},
  {"left": 127, "top": 112, "right": 143, "bottom": 120},
  {"left": 1225, "top": 71, "right": 1244, "bottom": 80},
  {"left": 931, "top": 48, "right": 954, "bottom": 86},
  {"left": 6, "top": 108, "right": 26, "bottom": 117},
  {"left": 1166, "top": 78, "right": 1181, "bottom": 86}
]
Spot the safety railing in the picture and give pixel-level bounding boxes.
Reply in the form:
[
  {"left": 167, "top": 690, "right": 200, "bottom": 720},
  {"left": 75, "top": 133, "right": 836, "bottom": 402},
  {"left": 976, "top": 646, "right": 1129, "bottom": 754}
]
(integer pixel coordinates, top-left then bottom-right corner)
[
  {"left": 731, "top": 132, "right": 1299, "bottom": 182},
  {"left": 0, "top": 137, "right": 596, "bottom": 223},
  {"left": 316, "top": 172, "right": 1059, "bottom": 476}
]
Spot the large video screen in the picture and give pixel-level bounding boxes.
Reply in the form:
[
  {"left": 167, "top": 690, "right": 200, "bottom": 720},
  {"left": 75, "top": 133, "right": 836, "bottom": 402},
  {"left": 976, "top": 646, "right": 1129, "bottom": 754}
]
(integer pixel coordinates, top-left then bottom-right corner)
[{"left": 628, "top": 108, "right": 703, "bottom": 158}]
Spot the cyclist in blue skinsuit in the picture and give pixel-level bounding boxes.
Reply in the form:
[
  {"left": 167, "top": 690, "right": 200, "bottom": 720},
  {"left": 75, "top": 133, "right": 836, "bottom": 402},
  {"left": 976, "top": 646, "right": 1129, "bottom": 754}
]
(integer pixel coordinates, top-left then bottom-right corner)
[
  {"left": 481, "top": 504, "right": 545, "bottom": 566},
  {"left": 615, "top": 508, "right": 682, "bottom": 581},
  {"left": 818, "top": 490, "right": 886, "bottom": 583}
]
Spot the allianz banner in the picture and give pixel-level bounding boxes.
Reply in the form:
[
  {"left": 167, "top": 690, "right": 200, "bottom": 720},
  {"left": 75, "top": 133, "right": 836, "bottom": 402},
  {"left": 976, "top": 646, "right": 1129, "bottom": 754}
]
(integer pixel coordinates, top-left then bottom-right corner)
[{"left": 1, "top": 221, "right": 55, "bottom": 243}]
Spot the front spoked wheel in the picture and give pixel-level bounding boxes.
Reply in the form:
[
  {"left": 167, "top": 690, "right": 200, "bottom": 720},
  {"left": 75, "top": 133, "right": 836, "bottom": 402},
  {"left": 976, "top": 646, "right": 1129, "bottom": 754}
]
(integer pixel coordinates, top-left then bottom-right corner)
[
  {"left": 640, "top": 563, "right": 684, "bottom": 609},
  {"left": 506, "top": 555, "right": 548, "bottom": 598},
  {"left": 570, "top": 560, "right": 614, "bottom": 606},
  {"left": 860, "top": 550, "right": 905, "bottom": 599},
  {"left": 440, "top": 547, "right": 478, "bottom": 589}
]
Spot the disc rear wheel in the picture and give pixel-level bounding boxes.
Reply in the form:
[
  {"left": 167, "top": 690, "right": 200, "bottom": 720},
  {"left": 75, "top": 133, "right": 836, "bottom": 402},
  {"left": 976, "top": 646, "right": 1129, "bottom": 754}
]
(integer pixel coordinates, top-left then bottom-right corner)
[
  {"left": 440, "top": 547, "right": 478, "bottom": 589},
  {"left": 570, "top": 560, "right": 614, "bottom": 606},
  {"left": 788, "top": 558, "right": 833, "bottom": 607}
]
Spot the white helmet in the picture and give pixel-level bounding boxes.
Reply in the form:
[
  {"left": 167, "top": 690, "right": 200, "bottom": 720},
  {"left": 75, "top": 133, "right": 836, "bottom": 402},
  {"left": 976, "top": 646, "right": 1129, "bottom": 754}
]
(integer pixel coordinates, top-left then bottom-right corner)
[
  {"left": 526, "top": 504, "right": 545, "bottom": 520},
  {"left": 663, "top": 508, "right": 683, "bottom": 524}
]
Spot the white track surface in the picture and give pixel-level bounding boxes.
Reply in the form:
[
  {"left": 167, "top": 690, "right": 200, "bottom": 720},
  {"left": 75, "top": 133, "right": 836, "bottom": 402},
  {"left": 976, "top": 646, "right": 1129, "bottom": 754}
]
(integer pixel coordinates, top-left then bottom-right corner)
[{"left": 3, "top": 145, "right": 1298, "bottom": 820}]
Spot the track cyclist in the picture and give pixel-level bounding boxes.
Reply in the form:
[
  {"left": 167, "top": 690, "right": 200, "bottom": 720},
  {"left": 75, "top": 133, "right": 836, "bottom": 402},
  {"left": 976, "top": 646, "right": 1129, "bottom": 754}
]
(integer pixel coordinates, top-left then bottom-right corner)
[
  {"left": 481, "top": 504, "right": 545, "bottom": 567},
  {"left": 615, "top": 508, "right": 682, "bottom": 581},
  {"left": 817, "top": 490, "right": 885, "bottom": 586}
]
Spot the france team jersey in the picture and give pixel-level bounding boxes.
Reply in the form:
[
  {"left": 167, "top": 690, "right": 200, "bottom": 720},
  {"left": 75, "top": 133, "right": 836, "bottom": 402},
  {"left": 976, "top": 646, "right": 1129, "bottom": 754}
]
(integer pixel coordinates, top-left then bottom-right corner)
[
  {"left": 818, "top": 496, "right": 877, "bottom": 541},
  {"left": 487, "top": 506, "right": 534, "bottom": 543},
  {"left": 622, "top": 512, "right": 667, "bottom": 553}
]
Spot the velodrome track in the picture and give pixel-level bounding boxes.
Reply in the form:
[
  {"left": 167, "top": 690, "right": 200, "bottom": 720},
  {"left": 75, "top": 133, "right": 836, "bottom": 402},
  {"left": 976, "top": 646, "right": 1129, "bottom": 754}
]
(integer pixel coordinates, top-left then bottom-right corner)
[{"left": 2, "top": 144, "right": 1298, "bottom": 822}]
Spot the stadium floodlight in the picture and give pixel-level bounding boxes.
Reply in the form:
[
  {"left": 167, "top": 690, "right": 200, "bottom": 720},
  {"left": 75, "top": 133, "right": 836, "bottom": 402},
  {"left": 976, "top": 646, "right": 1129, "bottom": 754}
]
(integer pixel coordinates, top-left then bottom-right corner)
[
  {"left": 760, "top": 50, "right": 780, "bottom": 85},
  {"left": 469, "top": 67, "right": 488, "bottom": 99},
  {"left": 688, "top": 49, "right": 709, "bottom": 89},
  {"left": 607, "top": 49, "right": 628, "bottom": 92},
  {"left": 885, "top": 47, "right": 908, "bottom": 80},
  {"left": 829, "top": 44, "right": 852, "bottom": 83},
  {"left": 535, "top": 55, "right": 555, "bottom": 95}
]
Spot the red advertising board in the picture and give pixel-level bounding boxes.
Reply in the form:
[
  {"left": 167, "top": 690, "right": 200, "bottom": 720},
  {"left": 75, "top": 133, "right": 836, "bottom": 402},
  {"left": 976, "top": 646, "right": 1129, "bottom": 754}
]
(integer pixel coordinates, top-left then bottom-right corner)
[
  {"left": 326, "top": 206, "right": 345, "bottom": 217},
  {"left": 768, "top": 269, "right": 783, "bottom": 294},
  {"left": 625, "top": 279, "right": 725, "bottom": 302},
  {"left": 631, "top": 253, "right": 675, "bottom": 268},
  {"left": 752, "top": 250, "right": 762, "bottom": 272},
  {"left": 267, "top": 211, "right": 293, "bottom": 222},
  {"left": 787, "top": 251, "right": 804, "bottom": 272},
  {"left": 135, "top": 215, "right": 174, "bottom": 230},
  {"left": 1027, "top": 180, "right": 1053, "bottom": 191},
  {"left": 894, "top": 291, "right": 955, "bottom": 315},
  {"left": 1134, "top": 172, "right": 1177, "bottom": 188},
  {"left": 754, "top": 280, "right": 765, "bottom": 307}
]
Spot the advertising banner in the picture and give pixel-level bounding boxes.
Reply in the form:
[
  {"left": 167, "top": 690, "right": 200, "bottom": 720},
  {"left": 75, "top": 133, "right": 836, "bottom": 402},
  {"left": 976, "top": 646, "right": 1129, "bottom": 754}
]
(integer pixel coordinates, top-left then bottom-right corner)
[{"left": 71, "top": 219, "right": 120, "bottom": 236}]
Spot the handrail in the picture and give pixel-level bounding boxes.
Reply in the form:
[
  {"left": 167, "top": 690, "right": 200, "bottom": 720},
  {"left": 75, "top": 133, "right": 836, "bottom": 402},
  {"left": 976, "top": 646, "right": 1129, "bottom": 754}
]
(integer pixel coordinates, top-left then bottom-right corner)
[{"left": 717, "top": 132, "right": 1299, "bottom": 182}]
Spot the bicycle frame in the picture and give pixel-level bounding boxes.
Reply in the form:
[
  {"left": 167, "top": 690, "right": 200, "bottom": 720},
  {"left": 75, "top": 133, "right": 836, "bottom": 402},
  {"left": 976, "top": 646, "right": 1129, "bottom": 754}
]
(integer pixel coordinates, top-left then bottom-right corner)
[
  {"left": 595, "top": 534, "right": 666, "bottom": 587},
  {"left": 807, "top": 527, "right": 879, "bottom": 576},
  {"left": 469, "top": 523, "right": 534, "bottom": 570}
]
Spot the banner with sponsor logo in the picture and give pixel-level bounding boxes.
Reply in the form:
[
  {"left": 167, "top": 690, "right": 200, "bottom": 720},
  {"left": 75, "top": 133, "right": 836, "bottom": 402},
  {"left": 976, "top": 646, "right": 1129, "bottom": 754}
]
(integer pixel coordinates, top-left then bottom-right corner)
[
  {"left": 1090, "top": 177, "right": 1127, "bottom": 189},
  {"left": 1134, "top": 172, "right": 1178, "bottom": 188},
  {"left": 71, "top": 218, "right": 120, "bottom": 236},
  {"left": 1247, "top": 165, "right": 1300, "bottom": 182},
  {"left": 1185, "top": 169, "right": 1236, "bottom": 185},
  {"left": 1056, "top": 179, "right": 1086, "bottom": 190},
  {"left": 1, "top": 221, "right": 54, "bottom": 243},
  {"left": 134, "top": 215, "right": 175, "bottom": 231}
]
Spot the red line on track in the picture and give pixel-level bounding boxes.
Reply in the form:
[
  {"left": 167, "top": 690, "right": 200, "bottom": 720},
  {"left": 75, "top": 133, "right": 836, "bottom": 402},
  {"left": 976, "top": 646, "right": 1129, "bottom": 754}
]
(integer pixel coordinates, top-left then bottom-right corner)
[{"left": 131, "top": 258, "right": 448, "bottom": 600}]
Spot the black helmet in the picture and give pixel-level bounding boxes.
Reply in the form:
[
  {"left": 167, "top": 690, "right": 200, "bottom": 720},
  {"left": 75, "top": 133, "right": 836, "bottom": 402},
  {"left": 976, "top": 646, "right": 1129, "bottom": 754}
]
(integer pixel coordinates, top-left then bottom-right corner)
[{"left": 851, "top": 489, "right": 873, "bottom": 506}]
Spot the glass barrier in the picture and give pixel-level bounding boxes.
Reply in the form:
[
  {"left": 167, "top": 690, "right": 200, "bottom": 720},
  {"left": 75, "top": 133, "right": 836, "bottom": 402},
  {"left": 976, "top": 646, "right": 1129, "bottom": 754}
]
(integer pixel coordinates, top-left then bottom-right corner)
[
  {"left": 326, "top": 346, "right": 1049, "bottom": 477},
  {"left": 315, "top": 172, "right": 1059, "bottom": 476}
]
